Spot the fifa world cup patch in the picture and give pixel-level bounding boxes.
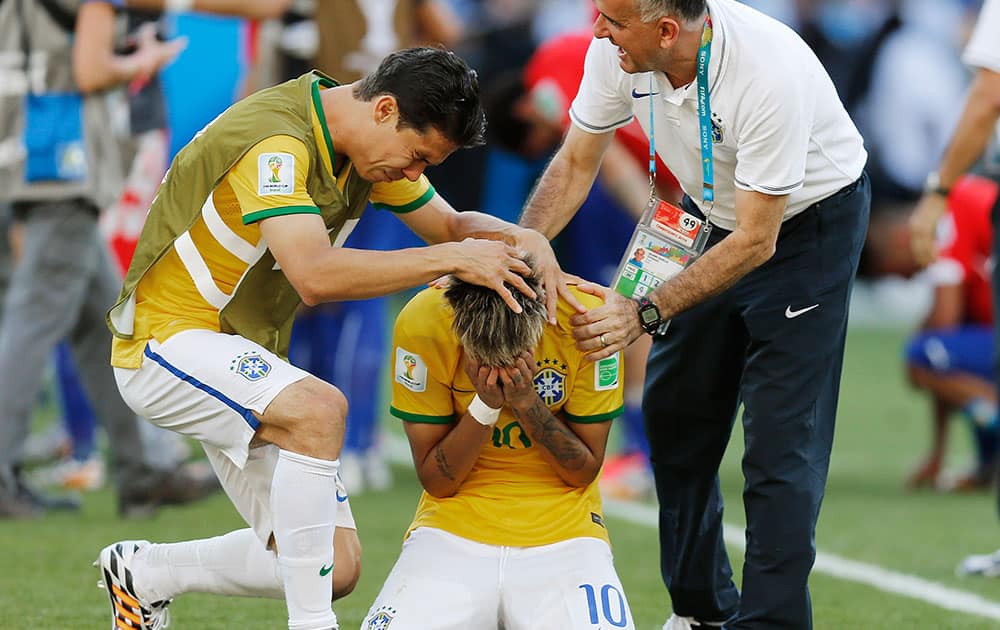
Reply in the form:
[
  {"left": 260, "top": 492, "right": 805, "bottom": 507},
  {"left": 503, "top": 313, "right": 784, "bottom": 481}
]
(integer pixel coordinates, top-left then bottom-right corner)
[
  {"left": 366, "top": 605, "right": 397, "bottom": 630},
  {"left": 395, "top": 348, "right": 427, "bottom": 392},
  {"left": 595, "top": 353, "right": 620, "bottom": 391},
  {"left": 230, "top": 352, "right": 272, "bottom": 381},
  {"left": 258, "top": 152, "right": 295, "bottom": 195}
]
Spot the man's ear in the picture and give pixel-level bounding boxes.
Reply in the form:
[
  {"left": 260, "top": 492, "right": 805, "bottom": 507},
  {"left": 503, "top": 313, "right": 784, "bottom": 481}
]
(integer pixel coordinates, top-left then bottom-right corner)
[
  {"left": 658, "top": 16, "right": 681, "bottom": 48},
  {"left": 373, "top": 94, "right": 398, "bottom": 124}
]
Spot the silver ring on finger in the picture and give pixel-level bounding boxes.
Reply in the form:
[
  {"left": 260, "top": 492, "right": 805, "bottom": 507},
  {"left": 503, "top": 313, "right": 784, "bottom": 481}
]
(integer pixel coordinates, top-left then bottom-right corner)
[{"left": 600, "top": 333, "right": 609, "bottom": 347}]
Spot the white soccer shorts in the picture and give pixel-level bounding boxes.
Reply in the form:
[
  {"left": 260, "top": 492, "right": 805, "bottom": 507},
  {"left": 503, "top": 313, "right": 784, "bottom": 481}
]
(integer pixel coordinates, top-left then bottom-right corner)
[
  {"left": 113, "top": 329, "right": 356, "bottom": 543},
  {"left": 362, "top": 527, "right": 635, "bottom": 630}
]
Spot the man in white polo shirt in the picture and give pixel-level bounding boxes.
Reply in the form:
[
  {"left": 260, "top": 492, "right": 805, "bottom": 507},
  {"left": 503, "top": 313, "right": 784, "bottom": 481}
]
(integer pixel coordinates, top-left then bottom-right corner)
[
  {"left": 907, "top": 0, "right": 1000, "bottom": 579},
  {"left": 519, "top": 0, "right": 869, "bottom": 628}
]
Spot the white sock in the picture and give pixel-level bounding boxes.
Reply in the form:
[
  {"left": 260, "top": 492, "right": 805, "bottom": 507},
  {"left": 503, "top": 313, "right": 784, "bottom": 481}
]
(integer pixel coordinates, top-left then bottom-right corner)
[
  {"left": 271, "top": 449, "right": 339, "bottom": 630},
  {"left": 133, "top": 529, "right": 283, "bottom": 602}
]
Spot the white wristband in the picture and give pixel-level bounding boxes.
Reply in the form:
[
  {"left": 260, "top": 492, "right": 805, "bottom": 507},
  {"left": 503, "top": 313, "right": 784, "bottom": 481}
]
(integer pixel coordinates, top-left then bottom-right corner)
[
  {"left": 165, "top": 0, "right": 195, "bottom": 14},
  {"left": 467, "top": 394, "right": 502, "bottom": 426}
]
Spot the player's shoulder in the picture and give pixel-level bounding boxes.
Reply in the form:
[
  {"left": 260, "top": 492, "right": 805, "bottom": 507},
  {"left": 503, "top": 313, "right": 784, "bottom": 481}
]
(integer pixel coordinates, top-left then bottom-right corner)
[
  {"left": 396, "top": 286, "right": 453, "bottom": 336},
  {"left": 555, "top": 285, "right": 604, "bottom": 329},
  {"left": 245, "top": 134, "right": 309, "bottom": 156}
]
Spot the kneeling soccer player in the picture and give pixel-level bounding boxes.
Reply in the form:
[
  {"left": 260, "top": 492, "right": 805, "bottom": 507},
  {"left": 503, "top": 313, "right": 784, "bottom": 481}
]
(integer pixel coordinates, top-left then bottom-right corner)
[{"left": 363, "top": 267, "right": 635, "bottom": 630}]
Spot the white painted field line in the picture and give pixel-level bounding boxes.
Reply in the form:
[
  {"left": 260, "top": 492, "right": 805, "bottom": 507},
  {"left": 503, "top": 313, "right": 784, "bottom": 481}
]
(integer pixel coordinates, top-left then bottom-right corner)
[
  {"left": 602, "top": 498, "right": 1000, "bottom": 622},
  {"left": 384, "top": 434, "right": 1000, "bottom": 620}
]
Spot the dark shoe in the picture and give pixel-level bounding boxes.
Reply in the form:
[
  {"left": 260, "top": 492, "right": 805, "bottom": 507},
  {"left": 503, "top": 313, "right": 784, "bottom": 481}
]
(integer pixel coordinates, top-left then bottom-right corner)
[
  {"left": 118, "top": 461, "right": 220, "bottom": 518},
  {"left": 3, "top": 464, "right": 80, "bottom": 513}
]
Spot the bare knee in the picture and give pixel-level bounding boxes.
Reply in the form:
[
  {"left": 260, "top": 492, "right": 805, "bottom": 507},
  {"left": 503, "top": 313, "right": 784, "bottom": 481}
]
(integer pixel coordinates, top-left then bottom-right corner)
[
  {"left": 332, "top": 527, "right": 362, "bottom": 600},
  {"left": 258, "top": 377, "right": 348, "bottom": 459}
]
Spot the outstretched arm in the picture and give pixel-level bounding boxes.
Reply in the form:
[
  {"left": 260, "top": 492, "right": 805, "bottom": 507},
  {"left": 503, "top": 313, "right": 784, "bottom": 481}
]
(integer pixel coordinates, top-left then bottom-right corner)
[{"left": 260, "top": 212, "right": 532, "bottom": 311}]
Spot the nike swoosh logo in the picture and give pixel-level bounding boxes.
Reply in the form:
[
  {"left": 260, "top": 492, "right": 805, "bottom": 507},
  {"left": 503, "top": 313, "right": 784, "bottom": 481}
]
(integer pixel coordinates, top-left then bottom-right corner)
[
  {"left": 785, "top": 304, "right": 819, "bottom": 319},
  {"left": 319, "top": 563, "right": 333, "bottom": 577},
  {"left": 631, "top": 88, "right": 660, "bottom": 99},
  {"left": 336, "top": 490, "right": 349, "bottom": 503}
]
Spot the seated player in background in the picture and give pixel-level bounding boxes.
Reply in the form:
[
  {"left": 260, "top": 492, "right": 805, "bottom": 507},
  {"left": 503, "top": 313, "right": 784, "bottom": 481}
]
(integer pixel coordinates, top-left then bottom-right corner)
[
  {"left": 862, "top": 175, "right": 1000, "bottom": 490},
  {"left": 363, "top": 264, "right": 635, "bottom": 630}
]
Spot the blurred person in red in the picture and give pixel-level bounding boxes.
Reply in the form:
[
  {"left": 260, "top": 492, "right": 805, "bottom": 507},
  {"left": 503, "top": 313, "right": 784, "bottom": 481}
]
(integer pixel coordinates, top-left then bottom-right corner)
[
  {"left": 485, "top": 29, "right": 681, "bottom": 500},
  {"left": 863, "top": 175, "right": 1000, "bottom": 491}
]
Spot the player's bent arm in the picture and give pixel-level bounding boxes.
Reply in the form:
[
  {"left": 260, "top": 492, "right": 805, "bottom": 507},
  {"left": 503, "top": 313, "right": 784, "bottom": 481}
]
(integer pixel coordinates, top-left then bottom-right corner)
[
  {"left": 647, "top": 188, "right": 786, "bottom": 321},
  {"left": 519, "top": 125, "right": 615, "bottom": 239},
  {"left": 403, "top": 418, "right": 492, "bottom": 498},
  {"left": 922, "top": 284, "right": 965, "bottom": 330},
  {"left": 259, "top": 213, "right": 527, "bottom": 307},
  {"left": 512, "top": 401, "right": 611, "bottom": 488}
]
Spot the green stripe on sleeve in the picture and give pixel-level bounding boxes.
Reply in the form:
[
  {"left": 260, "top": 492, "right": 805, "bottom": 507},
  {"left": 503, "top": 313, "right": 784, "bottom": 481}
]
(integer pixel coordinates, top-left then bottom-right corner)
[
  {"left": 372, "top": 185, "right": 436, "bottom": 214},
  {"left": 390, "top": 406, "right": 455, "bottom": 424},
  {"left": 243, "top": 205, "right": 320, "bottom": 225},
  {"left": 563, "top": 405, "right": 625, "bottom": 424}
]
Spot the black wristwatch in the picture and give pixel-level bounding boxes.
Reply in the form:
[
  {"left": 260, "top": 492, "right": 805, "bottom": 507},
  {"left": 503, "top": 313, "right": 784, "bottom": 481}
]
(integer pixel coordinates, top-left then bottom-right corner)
[{"left": 635, "top": 297, "right": 663, "bottom": 335}]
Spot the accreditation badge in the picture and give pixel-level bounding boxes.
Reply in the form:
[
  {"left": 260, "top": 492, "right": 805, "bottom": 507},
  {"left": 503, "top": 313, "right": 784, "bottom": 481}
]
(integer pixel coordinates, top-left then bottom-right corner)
[{"left": 612, "top": 197, "right": 709, "bottom": 301}]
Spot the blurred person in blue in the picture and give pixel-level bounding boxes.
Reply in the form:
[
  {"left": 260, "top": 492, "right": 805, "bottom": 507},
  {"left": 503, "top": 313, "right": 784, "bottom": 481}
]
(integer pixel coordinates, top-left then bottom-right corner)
[
  {"left": 0, "top": 0, "right": 227, "bottom": 519},
  {"left": 907, "top": 0, "right": 1000, "bottom": 578},
  {"left": 518, "top": 0, "right": 870, "bottom": 627},
  {"left": 862, "top": 176, "right": 1000, "bottom": 492}
]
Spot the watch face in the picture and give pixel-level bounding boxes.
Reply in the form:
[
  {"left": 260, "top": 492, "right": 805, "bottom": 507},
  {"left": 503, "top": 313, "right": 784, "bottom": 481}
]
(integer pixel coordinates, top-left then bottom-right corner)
[{"left": 641, "top": 309, "right": 658, "bottom": 324}]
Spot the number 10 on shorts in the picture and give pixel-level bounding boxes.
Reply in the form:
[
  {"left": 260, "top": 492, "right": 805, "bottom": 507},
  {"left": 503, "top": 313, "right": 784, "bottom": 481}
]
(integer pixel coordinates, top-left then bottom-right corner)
[{"left": 578, "top": 583, "right": 629, "bottom": 628}]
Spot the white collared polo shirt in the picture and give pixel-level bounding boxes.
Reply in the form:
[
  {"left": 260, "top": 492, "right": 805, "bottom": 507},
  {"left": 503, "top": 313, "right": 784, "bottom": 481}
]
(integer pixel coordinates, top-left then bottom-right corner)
[
  {"left": 963, "top": 0, "right": 1000, "bottom": 73},
  {"left": 570, "top": 0, "right": 867, "bottom": 231}
]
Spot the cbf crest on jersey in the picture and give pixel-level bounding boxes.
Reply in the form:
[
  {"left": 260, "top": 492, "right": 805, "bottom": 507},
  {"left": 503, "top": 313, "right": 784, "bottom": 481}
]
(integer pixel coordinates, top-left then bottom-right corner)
[
  {"left": 230, "top": 352, "right": 271, "bottom": 381},
  {"left": 366, "top": 605, "right": 396, "bottom": 630},
  {"left": 533, "top": 358, "right": 567, "bottom": 405},
  {"left": 257, "top": 152, "right": 295, "bottom": 195}
]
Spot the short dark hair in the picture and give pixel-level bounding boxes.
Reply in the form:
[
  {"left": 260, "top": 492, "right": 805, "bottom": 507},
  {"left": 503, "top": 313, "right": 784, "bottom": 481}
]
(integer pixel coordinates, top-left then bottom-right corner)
[
  {"left": 444, "top": 260, "right": 546, "bottom": 367},
  {"left": 636, "top": 0, "right": 707, "bottom": 23},
  {"left": 353, "top": 47, "right": 486, "bottom": 149}
]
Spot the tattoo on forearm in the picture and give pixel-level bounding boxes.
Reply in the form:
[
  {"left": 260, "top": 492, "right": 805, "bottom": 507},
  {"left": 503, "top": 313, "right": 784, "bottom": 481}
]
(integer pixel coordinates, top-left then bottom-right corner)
[
  {"left": 518, "top": 399, "right": 587, "bottom": 471},
  {"left": 434, "top": 446, "right": 455, "bottom": 481}
]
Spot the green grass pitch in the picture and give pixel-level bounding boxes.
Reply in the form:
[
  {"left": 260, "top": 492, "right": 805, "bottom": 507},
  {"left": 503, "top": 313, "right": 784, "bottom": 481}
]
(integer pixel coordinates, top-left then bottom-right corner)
[{"left": 3, "top": 328, "right": 1000, "bottom": 629}]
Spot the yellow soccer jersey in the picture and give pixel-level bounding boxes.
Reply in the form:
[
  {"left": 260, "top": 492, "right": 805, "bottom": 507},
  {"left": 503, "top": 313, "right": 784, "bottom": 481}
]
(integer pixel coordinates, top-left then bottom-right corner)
[
  {"left": 111, "top": 79, "right": 433, "bottom": 368},
  {"left": 390, "top": 285, "right": 625, "bottom": 547}
]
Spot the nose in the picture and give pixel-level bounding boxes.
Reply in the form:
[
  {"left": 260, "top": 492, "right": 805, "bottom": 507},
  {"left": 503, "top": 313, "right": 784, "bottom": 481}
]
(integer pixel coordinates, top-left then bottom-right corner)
[{"left": 402, "top": 163, "right": 425, "bottom": 182}]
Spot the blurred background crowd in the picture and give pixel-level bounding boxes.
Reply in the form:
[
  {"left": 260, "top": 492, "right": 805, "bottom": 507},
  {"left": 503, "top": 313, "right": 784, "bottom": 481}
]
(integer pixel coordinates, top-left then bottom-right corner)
[{"left": 1, "top": 0, "right": 999, "bottom": 527}]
